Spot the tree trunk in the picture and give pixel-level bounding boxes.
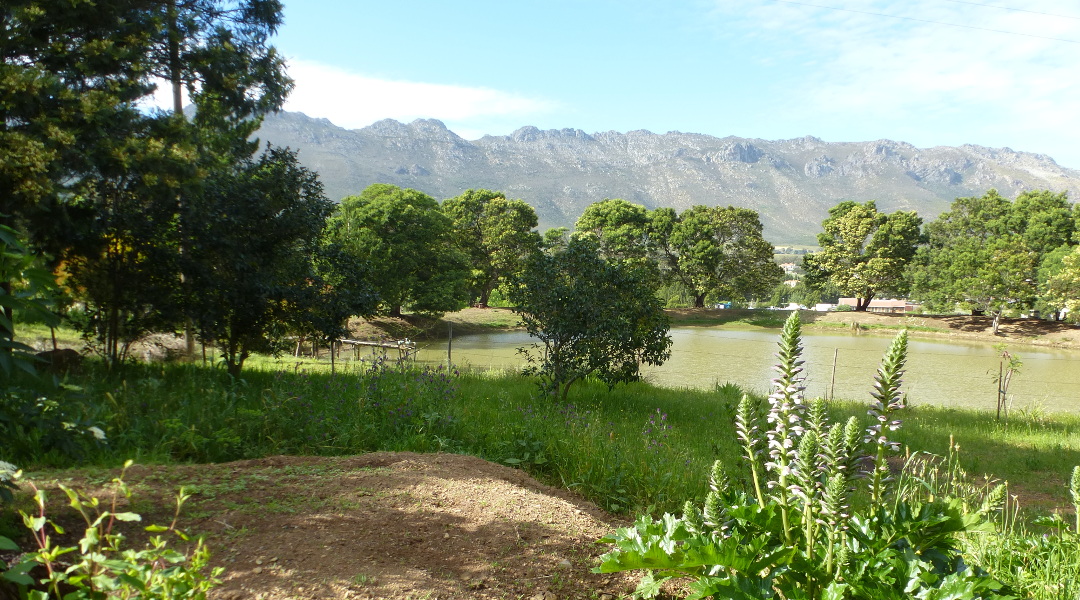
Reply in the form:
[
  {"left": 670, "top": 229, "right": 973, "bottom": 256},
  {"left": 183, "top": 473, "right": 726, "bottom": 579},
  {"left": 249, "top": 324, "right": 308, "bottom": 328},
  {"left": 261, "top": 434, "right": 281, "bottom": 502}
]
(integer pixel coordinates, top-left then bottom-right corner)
[
  {"left": 694, "top": 293, "right": 707, "bottom": 309},
  {"left": 389, "top": 305, "right": 403, "bottom": 318},
  {"left": 855, "top": 294, "right": 874, "bottom": 311}
]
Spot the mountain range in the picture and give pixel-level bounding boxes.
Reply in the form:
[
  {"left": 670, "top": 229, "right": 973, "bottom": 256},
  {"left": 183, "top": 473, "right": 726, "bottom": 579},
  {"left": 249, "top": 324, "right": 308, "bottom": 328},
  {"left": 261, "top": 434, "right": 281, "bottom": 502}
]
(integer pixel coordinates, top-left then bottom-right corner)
[{"left": 256, "top": 111, "right": 1080, "bottom": 245}]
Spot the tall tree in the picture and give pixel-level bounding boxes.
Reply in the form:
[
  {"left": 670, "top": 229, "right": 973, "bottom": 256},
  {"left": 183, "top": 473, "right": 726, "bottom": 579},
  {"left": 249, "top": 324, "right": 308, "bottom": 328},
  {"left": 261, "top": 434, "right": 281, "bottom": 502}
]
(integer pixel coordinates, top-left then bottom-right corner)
[
  {"left": 1008, "top": 190, "right": 1074, "bottom": 256},
  {"left": 1, "top": 1, "right": 293, "bottom": 354},
  {"left": 442, "top": 189, "right": 540, "bottom": 308},
  {"left": 1, "top": 0, "right": 159, "bottom": 226},
  {"left": 153, "top": 0, "right": 291, "bottom": 155},
  {"left": 910, "top": 190, "right": 1052, "bottom": 334},
  {"left": 509, "top": 236, "right": 671, "bottom": 401},
  {"left": 655, "top": 206, "right": 782, "bottom": 308},
  {"left": 802, "top": 201, "right": 923, "bottom": 311},
  {"left": 574, "top": 199, "right": 654, "bottom": 274},
  {"left": 328, "top": 184, "right": 470, "bottom": 318},
  {"left": 183, "top": 147, "right": 332, "bottom": 377},
  {"left": 1040, "top": 245, "right": 1080, "bottom": 323}
]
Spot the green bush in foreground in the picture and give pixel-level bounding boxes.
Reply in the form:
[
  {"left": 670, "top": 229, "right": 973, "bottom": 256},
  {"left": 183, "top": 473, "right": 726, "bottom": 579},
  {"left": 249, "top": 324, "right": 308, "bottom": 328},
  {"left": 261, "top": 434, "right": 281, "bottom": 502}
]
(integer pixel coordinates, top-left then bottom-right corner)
[
  {"left": 0, "top": 461, "right": 221, "bottom": 599},
  {"left": 595, "top": 313, "right": 1014, "bottom": 599}
]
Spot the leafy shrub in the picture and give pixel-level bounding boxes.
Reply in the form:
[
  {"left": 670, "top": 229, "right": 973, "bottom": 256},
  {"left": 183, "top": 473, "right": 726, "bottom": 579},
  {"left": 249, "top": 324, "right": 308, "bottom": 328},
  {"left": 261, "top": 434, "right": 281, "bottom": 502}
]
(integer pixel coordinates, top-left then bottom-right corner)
[
  {"left": 594, "top": 312, "right": 1014, "bottom": 599},
  {"left": 0, "top": 461, "right": 222, "bottom": 599},
  {"left": 0, "top": 388, "right": 106, "bottom": 466}
]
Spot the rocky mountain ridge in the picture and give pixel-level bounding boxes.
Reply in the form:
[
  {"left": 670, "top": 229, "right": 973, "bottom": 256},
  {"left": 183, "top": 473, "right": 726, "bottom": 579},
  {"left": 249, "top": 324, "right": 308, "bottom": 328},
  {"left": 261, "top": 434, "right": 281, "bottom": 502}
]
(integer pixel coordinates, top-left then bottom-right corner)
[{"left": 256, "top": 111, "right": 1080, "bottom": 244}]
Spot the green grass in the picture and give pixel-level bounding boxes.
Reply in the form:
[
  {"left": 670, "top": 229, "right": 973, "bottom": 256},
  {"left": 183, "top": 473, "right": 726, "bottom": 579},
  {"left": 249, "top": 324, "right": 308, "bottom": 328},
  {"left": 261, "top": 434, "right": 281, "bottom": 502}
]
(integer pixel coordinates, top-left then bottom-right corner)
[
  {"left": 5, "top": 353, "right": 1080, "bottom": 599},
  {"left": 7, "top": 357, "right": 1079, "bottom": 515}
]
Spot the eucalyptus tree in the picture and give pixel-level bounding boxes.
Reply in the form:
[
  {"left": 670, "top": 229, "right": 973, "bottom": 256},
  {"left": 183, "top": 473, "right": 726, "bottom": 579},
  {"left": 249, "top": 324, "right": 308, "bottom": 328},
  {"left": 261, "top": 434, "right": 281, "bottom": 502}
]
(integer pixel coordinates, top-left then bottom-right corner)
[
  {"left": 442, "top": 189, "right": 541, "bottom": 307},
  {"left": 328, "top": 184, "right": 470, "bottom": 318},
  {"left": 802, "top": 201, "right": 922, "bottom": 311}
]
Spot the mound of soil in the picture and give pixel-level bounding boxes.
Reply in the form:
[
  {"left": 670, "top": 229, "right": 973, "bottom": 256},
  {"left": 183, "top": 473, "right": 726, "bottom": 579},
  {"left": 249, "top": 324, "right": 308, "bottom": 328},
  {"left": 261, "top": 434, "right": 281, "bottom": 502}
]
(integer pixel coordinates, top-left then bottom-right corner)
[{"left": 23, "top": 453, "right": 637, "bottom": 600}]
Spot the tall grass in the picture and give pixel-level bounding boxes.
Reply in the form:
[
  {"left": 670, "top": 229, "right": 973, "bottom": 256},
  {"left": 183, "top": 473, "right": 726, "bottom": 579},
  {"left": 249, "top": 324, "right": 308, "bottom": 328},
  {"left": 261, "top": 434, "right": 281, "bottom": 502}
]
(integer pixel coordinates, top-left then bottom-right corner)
[
  {"left": 5, "top": 347, "right": 1080, "bottom": 597},
  {"left": 9, "top": 355, "right": 1080, "bottom": 514}
]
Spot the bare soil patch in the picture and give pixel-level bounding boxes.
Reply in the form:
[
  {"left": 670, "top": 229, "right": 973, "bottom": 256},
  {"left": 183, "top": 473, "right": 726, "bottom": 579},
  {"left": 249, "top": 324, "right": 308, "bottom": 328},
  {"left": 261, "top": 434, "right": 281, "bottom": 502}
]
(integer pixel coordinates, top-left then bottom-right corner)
[
  {"left": 21, "top": 453, "right": 635, "bottom": 600},
  {"left": 803, "top": 311, "right": 1080, "bottom": 349},
  {"left": 348, "top": 308, "right": 522, "bottom": 343},
  {"left": 666, "top": 308, "right": 1080, "bottom": 350}
]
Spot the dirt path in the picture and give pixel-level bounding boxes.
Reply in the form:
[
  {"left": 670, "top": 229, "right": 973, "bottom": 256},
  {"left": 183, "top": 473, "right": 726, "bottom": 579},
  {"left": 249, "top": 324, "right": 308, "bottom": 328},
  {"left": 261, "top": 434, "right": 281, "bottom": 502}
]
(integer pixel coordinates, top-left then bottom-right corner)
[{"left": 24, "top": 453, "right": 637, "bottom": 600}]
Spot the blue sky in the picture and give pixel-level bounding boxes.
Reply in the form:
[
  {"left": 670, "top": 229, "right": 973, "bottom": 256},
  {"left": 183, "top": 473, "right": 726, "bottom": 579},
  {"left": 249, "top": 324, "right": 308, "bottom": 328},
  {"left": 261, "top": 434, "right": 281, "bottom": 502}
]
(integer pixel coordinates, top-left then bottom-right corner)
[{"left": 265, "top": 0, "right": 1080, "bottom": 168}]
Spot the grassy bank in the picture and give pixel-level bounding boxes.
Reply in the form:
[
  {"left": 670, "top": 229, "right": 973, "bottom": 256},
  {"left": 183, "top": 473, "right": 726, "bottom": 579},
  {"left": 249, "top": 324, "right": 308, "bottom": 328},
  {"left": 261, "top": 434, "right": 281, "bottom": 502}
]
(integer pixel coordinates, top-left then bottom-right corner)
[
  {"left": 5, "top": 356, "right": 1080, "bottom": 597},
  {"left": 7, "top": 358, "right": 1079, "bottom": 514}
]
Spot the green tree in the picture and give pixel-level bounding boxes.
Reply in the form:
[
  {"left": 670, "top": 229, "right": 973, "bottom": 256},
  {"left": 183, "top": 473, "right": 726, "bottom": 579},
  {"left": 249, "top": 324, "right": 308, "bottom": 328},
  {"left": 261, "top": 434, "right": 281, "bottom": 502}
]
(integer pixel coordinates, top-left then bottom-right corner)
[
  {"left": 574, "top": 199, "right": 654, "bottom": 271},
  {"left": 509, "top": 236, "right": 671, "bottom": 401},
  {"left": 184, "top": 147, "right": 332, "bottom": 377},
  {"left": 910, "top": 190, "right": 1043, "bottom": 334},
  {"left": 2, "top": 0, "right": 293, "bottom": 357},
  {"left": 290, "top": 240, "right": 379, "bottom": 371},
  {"left": 0, "top": 224, "right": 61, "bottom": 376},
  {"left": 1, "top": 1, "right": 164, "bottom": 338},
  {"left": 442, "top": 189, "right": 540, "bottom": 307},
  {"left": 802, "top": 201, "right": 922, "bottom": 311},
  {"left": 1008, "top": 190, "right": 1074, "bottom": 256},
  {"left": 328, "top": 184, "right": 469, "bottom": 318},
  {"left": 541, "top": 227, "right": 570, "bottom": 254},
  {"left": 655, "top": 206, "right": 782, "bottom": 308},
  {"left": 1042, "top": 245, "right": 1080, "bottom": 323},
  {"left": 1, "top": 1, "right": 159, "bottom": 228}
]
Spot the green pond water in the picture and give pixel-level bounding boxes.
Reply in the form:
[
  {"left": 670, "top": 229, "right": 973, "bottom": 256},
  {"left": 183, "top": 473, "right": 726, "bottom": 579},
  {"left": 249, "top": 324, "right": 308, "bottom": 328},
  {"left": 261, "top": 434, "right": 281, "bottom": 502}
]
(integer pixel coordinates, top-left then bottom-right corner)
[{"left": 411, "top": 328, "right": 1080, "bottom": 414}]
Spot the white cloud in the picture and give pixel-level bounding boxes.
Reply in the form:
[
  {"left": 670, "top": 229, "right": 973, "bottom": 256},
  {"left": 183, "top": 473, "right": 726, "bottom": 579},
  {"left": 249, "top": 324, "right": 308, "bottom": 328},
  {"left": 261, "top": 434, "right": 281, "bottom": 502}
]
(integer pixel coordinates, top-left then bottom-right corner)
[
  {"left": 282, "top": 58, "right": 558, "bottom": 135},
  {"left": 708, "top": 0, "right": 1080, "bottom": 165}
]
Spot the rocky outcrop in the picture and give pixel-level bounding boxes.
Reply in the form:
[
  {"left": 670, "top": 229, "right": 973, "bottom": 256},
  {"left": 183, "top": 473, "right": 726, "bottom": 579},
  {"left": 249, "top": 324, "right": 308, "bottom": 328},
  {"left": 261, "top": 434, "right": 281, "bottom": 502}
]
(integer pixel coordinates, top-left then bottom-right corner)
[{"left": 256, "top": 112, "right": 1080, "bottom": 244}]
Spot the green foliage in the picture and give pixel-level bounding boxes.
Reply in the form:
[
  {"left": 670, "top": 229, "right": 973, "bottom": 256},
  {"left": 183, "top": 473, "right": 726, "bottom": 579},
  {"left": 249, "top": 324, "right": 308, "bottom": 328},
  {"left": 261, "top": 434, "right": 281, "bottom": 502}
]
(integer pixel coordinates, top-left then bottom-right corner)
[
  {"left": 328, "top": 184, "right": 470, "bottom": 317},
  {"left": 510, "top": 236, "right": 672, "bottom": 400},
  {"left": 442, "top": 189, "right": 541, "bottom": 307},
  {"left": 575, "top": 198, "right": 655, "bottom": 276},
  {"left": 0, "top": 224, "right": 60, "bottom": 376},
  {"left": 0, "top": 462, "right": 222, "bottom": 599},
  {"left": 1039, "top": 245, "right": 1080, "bottom": 322},
  {"left": 183, "top": 146, "right": 336, "bottom": 377},
  {"left": 4, "top": 0, "right": 293, "bottom": 368},
  {"left": 0, "top": 461, "right": 17, "bottom": 513},
  {"left": 64, "top": 171, "right": 188, "bottom": 365},
  {"left": 803, "top": 201, "right": 922, "bottom": 310},
  {"left": 653, "top": 205, "right": 782, "bottom": 308},
  {"left": 0, "top": 389, "right": 106, "bottom": 467},
  {"left": 911, "top": 190, "right": 1074, "bottom": 330},
  {"left": 594, "top": 313, "right": 1013, "bottom": 599},
  {"left": 0, "top": 0, "right": 161, "bottom": 232}
]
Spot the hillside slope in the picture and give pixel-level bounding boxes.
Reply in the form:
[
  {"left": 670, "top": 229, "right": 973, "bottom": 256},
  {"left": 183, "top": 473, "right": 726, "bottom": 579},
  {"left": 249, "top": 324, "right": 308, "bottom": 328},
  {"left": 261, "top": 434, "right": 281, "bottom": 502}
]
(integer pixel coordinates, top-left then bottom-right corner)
[{"left": 257, "top": 112, "right": 1080, "bottom": 244}]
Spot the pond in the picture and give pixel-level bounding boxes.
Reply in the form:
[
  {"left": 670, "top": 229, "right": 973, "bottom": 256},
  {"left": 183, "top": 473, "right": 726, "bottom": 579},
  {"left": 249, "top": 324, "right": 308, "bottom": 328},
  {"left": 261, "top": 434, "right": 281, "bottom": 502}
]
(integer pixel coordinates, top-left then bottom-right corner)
[{"left": 410, "top": 328, "right": 1080, "bottom": 414}]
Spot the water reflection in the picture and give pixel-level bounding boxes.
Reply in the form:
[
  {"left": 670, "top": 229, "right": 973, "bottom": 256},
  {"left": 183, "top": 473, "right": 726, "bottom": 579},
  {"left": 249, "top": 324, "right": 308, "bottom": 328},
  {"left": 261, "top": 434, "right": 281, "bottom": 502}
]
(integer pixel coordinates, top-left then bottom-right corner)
[{"left": 413, "top": 328, "right": 1080, "bottom": 413}]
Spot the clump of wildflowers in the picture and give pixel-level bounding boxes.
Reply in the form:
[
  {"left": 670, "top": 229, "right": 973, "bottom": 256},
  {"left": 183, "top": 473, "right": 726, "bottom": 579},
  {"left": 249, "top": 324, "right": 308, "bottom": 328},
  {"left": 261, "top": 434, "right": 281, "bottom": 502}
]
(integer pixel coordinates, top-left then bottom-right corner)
[
  {"left": 642, "top": 408, "right": 671, "bottom": 454},
  {"left": 764, "top": 311, "right": 807, "bottom": 541},
  {"left": 866, "top": 329, "right": 908, "bottom": 505},
  {"left": 1070, "top": 465, "right": 1080, "bottom": 533}
]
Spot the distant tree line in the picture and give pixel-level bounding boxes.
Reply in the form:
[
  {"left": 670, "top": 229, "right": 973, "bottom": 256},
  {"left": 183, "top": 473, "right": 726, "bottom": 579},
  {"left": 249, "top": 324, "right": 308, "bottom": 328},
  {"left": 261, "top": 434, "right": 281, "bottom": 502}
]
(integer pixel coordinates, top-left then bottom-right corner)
[{"left": 799, "top": 190, "right": 1080, "bottom": 333}]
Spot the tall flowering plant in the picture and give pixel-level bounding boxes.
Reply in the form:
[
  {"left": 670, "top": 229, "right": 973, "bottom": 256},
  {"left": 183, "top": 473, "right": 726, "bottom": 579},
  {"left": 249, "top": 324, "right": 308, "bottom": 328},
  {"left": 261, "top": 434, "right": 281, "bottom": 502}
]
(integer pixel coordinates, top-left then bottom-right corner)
[{"left": 596, "top": 312, "right": 1013, "bottom": 600}]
